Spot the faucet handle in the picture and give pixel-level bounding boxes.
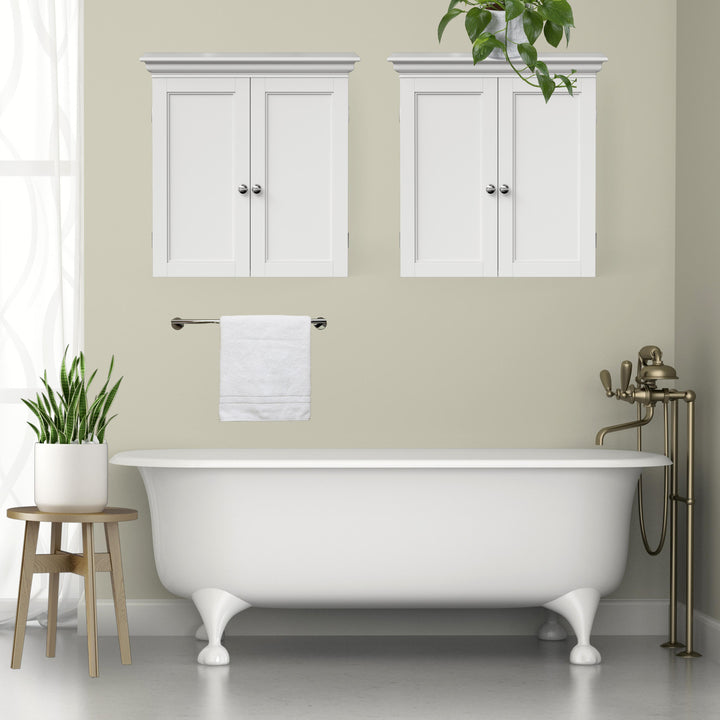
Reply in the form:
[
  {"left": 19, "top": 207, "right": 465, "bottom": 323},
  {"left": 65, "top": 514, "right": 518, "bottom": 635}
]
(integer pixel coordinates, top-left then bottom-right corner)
[
  {"left": 600, "top": 369, "right": 613, "bottom": 397},
  {"left": 620, "top": 360, "right": 633, "bottom": 393}
]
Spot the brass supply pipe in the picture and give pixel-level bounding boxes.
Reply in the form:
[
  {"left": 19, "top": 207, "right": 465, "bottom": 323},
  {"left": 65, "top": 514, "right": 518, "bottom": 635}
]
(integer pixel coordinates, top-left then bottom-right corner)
[
  {"left": 677, "top": 394, "right": 701, "bottom": 658},
  {"left": 595, "top": 404, "right": 655, "bottom": 446},
  {"left": 637, "top": 402, "right": 670, "bottom": 556},
  {"left": 661, "top": 400, "right": 682, "bottom": 649}
]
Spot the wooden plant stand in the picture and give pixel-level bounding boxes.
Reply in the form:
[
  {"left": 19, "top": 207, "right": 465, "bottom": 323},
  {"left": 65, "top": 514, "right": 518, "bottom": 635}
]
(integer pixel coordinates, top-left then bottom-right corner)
[{"left": 7, "top": 506, "right": 138, "bottom": 677}]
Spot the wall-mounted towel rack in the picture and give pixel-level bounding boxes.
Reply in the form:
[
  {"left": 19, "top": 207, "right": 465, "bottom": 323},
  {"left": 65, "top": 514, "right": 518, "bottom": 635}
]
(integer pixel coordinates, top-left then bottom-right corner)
[{"left": 171, "top": 317, "right": 327, "bottom": 330}]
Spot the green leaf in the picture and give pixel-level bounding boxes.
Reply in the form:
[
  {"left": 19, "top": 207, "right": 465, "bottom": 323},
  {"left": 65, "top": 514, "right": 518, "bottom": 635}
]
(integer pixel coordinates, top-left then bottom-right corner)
[
  {"left": 544, "top": 20, "right": 563, "bottom": 47},
  {"left": 522, "top": 8, "right": 543, "bottom": 44},
  {"left": 64, "top": 388, "right": 80, "bottom": 441},
  {"left": 465, "top": 7, "right": 491, "bottom": 42},
  {"left": 78, "top": 382, "right": 87, "bottom": 427},
  {"left": 556, "top": 73, "right": 575, "bottom": 95},
  {"left": 517, "top": 42, "right": 537, "bottom": 69},
  {"left": 539, "top": 0, "right": 574, "bottom": 28},
  {"left": 21, "top": 397, "right": 40, "bottom": 419},
  {"left": 534, "top": 60, "right": 550, "bottom": 77},
  {"left": 27, "top": 421, "right": 43, "bottom": 442},
  {"left": 41, "top": 374, "right": 61, "bottom": 418},
  {"left": 64, "top": 405, "right": 76, "bottom": 441},
  {"left": 96, "top": 414, "right": 118, "bottom": 444},
  {"left": 536, "top": 70, "right": 556, "bottom": 102},
  {"left": 505, "top": 0, "right": 525, "bottom": 22},
  {"left": 37, "top": 393, "right": 53, "bottom": 423},
  {"left": 22, "top": 400, "right": 48, "bottom": 442},
  {"left": 95, "top": 369, "right": 112, "bottom": 404},
  {"left": 46, "top": 412, "right": 65, "bottom": 444},
  {"left": 438, "top": 8, "right": 464, "bottom": 42},
  {"left": 69, "top": 355, "right": 79, "bottom": 384},
  {"left": 472, "top": 33, "right": 504, "bottom": 63},
  {"left": 60, "top": 347, "right": 70, "bottom": 399},
  {"left": 87, "top": 394, "right": 106, "bottom": 437},
  {"left": 101, "top": 378, "right": 123, "bottom": 422}
]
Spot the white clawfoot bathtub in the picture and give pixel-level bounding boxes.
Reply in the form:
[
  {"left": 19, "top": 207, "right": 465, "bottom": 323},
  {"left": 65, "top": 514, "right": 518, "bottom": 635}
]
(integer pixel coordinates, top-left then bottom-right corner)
[{"left": 110, "top": 448, "right": 670, "bottom": 666}]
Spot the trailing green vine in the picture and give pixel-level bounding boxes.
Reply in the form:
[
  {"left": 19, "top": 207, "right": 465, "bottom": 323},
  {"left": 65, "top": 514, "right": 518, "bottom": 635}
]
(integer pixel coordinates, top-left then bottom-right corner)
[{"left": 438, "top": 0, "right": 576, "bottom": 102}]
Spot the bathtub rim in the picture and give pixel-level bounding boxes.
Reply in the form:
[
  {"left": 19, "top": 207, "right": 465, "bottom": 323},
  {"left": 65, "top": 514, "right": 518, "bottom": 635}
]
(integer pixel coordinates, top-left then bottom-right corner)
[{"left": 110, "top": 447, "right": 671, "bottom": 470}]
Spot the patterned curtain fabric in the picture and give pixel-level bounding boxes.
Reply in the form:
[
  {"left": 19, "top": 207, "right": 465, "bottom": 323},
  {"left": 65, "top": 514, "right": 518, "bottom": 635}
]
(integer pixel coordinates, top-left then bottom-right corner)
[{"left": 0, "top": 0, "right": 83, "bottom": 624}]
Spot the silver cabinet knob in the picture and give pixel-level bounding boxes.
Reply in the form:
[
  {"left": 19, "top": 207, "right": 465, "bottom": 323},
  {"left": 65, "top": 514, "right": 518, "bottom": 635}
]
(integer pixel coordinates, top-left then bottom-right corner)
[
  {"left": 485, "top": 184, "right": 496, "bottom": 195},
  {"left": 499, "top": 184, "right": 510, "bottom": 195},
  {"left": 238, "top": 184, "right": 248, "bottom": 195},
  {"left": 251, "top": 184, "right": 262, "bottom": 195}
]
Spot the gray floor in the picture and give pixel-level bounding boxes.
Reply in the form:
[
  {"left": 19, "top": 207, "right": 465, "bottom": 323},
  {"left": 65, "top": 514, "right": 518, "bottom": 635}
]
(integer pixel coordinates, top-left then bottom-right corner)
[{"left": 1, "top": 627, "right": 718, "bottom": 719}]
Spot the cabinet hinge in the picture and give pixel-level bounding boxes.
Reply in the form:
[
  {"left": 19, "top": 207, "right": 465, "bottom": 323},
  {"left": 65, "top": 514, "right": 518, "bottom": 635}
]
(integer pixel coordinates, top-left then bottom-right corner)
[
  {"left": 595, "top": 232, "right": 597, "bottom": 248},
  {"left": 347, "top": 232, "right": 350, "bottom": 248},
  {"left": 151, "top": 232, "right": 153, "bottom": 248}
]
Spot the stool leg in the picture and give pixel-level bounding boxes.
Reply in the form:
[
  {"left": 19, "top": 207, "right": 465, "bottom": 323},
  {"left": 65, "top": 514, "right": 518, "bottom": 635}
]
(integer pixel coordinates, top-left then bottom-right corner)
[
  {"left": 46, "top": 522, "right": 62, "bottom": 658},
  {"left": 11, "top": 521, "right": 40, "bottom": 669},
  {"left": 82, "top": 522, "right": 98, "bottom": 678},
  {"left": 104, "top": 522, "right": 131, "bottom": 664}
]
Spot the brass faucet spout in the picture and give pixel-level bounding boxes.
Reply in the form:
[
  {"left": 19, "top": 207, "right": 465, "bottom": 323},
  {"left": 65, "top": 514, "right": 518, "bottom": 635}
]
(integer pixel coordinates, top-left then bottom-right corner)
[{"left": 595, "top": 404, "right": 655, "bottom": 446}]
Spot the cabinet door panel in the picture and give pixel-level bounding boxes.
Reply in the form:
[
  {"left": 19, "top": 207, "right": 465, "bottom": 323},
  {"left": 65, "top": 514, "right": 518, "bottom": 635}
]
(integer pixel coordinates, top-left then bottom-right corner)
[
  {"left": 250, "top": 77, "right": 347, "bottom": 276},
  {"left": 400, "top": 77, "right": 498, "bottom": 277},
  {"left": 498, "top": 77, "right": 596, "bottom": 277},
  {"left": 152, "top": 78, "right": 250, "bottom": 276}
]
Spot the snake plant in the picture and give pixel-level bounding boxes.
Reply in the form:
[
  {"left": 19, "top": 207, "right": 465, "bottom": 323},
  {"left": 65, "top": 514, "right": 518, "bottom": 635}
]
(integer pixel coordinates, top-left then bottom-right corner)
[
  {"left": 438, "top": 0, "right": 576, "bottom": 102},
  {"left": 23, "top": 349, "right": 122, "bottom": 444}
]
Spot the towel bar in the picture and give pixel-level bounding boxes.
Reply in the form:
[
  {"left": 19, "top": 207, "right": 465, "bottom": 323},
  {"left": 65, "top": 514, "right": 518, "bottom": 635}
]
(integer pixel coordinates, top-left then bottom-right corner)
[{"left": 171, "top": 317, "right": 327, "bottom": 330}]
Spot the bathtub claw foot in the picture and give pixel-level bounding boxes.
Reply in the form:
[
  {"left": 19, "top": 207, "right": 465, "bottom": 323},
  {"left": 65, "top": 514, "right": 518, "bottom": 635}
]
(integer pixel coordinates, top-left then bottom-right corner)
[
  {"left": 570, "top": 643, "right": 602, "bottom": 666},
  {"left": 198, "top": 643, "right": 230, "bottom": 666},
  {"left": 191, "top": 588, "right": 250, "bottom": 666},
  {"left": 544, "top": 588, "right": 601, "bottom": 665},
  {"left": 195, "top": 623, "right": 227, "bottom": 644},
  {"left": 537, "top": 610, "right": 567, "bottom": 641}
]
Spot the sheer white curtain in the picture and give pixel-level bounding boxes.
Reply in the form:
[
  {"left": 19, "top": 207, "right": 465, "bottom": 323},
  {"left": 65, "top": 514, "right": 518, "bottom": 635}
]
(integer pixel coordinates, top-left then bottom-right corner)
[{"left": 0, "top": 0, "right": 83, "bottom": 623}]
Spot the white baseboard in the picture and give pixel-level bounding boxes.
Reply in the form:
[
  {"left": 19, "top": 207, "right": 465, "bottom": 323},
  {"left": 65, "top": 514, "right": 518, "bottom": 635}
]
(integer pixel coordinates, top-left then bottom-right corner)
[
  {"left": 689, "top": 608, "right": 720, "bottom": 663},
  {"left": 78, "top": 598, "right": 671, "bottom": 639}
]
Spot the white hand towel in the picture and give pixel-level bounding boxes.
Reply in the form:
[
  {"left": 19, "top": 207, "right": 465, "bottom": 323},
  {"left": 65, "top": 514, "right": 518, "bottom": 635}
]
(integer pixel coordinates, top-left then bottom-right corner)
[{"left": 219, "top": 315, "right": 311, "bottom": 421}]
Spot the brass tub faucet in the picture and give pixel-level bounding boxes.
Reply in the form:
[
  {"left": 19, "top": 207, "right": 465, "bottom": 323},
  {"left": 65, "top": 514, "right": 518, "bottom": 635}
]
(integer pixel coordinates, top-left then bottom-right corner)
[{"left": 596, "top": 345, "right": 699, "bottom": 659}]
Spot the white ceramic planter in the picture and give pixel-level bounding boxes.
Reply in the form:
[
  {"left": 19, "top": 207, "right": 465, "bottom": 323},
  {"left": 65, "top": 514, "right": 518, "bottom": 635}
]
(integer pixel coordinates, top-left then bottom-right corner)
[
  {"left": 34, "top": 443, "right": 108, "bottom": 513},
  {"left": 487, "top": 10, "right": 528, "bottom": 59}
]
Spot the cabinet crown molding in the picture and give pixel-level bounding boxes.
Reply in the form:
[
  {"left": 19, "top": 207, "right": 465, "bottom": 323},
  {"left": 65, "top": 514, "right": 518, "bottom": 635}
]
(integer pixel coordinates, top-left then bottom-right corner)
[
  {"left": 140, "top": 53, "right": 360, "bottom": 76},
  {"left": 388, "top": 53, "right": 606, "bottom": 76}
]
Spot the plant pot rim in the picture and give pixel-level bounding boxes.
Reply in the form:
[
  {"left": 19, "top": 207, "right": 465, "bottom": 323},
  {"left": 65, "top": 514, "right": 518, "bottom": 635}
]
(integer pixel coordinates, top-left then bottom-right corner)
[{"left": 35, "top": 441, "right": 108, "bottom": 445}]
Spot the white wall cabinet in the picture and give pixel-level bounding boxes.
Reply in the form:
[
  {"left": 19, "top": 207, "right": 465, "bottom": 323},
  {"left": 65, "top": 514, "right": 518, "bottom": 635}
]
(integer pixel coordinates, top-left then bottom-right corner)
[
  {"left": 390, "top": 54, "right": 606, "bottom": 277},
  {"left": 141, "top": 54, "right": 359, "bottom": 277}
]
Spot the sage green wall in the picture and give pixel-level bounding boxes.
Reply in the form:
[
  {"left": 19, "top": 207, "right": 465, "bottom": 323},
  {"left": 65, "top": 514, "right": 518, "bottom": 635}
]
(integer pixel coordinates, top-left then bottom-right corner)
[
  {"left": 85, "top": 0, "right": 677, "bottom": 603},
  {"left": 676, "top": 0, "right": 720, "bottom": 623}
]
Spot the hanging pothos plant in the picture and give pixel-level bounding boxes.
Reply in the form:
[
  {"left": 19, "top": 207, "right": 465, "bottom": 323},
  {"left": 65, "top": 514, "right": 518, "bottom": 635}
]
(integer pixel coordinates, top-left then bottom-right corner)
[{"left": 438, "top": 0, "right": 576, "bottom": 102}]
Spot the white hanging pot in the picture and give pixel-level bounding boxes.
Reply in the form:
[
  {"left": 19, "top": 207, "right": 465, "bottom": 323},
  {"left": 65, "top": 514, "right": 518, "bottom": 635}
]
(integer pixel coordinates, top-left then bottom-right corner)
[
  {"left": 34, "top": 443, "right": 108, "bottom": 513},
  {"left": 487, "top": 10, "right": 529, "bottom": 60}
]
